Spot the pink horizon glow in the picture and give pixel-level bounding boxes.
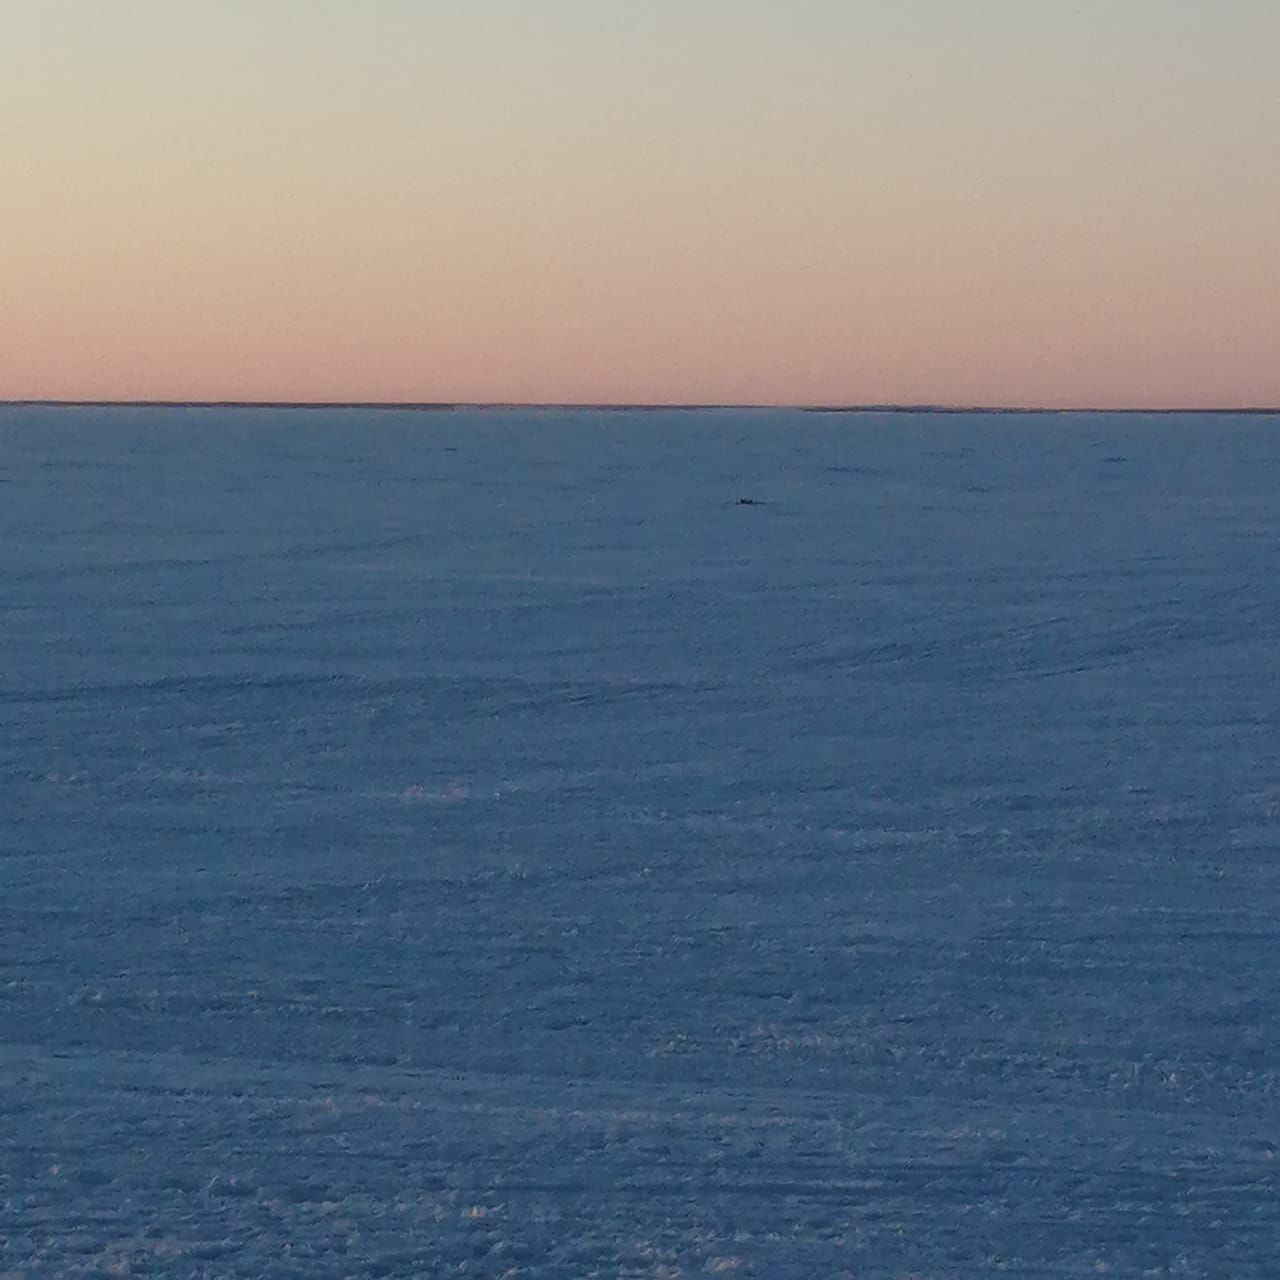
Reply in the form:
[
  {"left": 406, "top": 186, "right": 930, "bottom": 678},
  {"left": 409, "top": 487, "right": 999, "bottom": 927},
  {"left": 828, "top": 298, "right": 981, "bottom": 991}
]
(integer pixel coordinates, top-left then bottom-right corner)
[{"left": 5, "top": 3, "right": 1279, "bottom": 409}]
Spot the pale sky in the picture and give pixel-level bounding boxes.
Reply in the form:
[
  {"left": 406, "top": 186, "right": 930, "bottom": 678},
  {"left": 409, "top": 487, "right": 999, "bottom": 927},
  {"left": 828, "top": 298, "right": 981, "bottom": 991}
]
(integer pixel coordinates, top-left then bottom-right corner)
[{"left": 4, "top": 1, "right": 1279, "bottom": 406}]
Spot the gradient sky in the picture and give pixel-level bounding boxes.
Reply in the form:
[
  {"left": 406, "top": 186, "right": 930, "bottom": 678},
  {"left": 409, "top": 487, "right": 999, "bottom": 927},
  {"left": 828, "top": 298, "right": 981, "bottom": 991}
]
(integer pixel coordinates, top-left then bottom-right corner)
[{"left": 4, "top": 1, "right": 1279, "bottom": 406}]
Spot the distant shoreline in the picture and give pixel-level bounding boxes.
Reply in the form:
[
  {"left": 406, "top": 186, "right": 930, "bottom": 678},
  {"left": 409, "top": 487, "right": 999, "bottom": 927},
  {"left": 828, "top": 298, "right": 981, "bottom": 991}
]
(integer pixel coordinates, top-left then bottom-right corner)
[{"left": 2, "top": 400, "right": 1278, "bottom": 416}]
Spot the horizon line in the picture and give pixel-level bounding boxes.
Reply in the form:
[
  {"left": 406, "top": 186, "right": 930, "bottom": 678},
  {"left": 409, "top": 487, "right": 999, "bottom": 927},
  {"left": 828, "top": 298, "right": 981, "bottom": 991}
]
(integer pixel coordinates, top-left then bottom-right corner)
[{"left": 3, "top": 399, "right": 1279, "bottom": 416}]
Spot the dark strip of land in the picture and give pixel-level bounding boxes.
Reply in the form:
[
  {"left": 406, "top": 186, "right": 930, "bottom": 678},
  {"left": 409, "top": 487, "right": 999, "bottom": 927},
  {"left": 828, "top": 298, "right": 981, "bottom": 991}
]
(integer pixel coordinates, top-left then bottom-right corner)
[{"left": 2, "top": 400, "right": 1278, "bottom": 415}]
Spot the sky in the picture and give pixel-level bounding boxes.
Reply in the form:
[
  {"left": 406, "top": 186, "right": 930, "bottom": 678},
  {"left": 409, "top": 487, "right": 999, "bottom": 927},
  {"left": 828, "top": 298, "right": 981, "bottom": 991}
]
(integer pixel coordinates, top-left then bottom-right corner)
[{"left": 3, "top": 1, "right": 1279, "bottom": 407}]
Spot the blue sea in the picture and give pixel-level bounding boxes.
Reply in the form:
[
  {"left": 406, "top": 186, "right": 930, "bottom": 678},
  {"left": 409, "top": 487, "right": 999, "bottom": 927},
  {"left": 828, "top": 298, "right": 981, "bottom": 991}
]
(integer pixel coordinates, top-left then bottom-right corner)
[{"left": 3, "top": 405, "right": 1278, "bottom": 1276}]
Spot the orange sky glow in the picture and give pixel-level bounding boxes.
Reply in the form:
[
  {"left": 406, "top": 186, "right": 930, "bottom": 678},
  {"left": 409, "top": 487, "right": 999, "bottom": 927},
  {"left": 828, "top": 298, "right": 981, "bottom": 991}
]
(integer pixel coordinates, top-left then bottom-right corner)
[{"left": 4, "top": 1, "right": 1279, "bottom": 407}]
